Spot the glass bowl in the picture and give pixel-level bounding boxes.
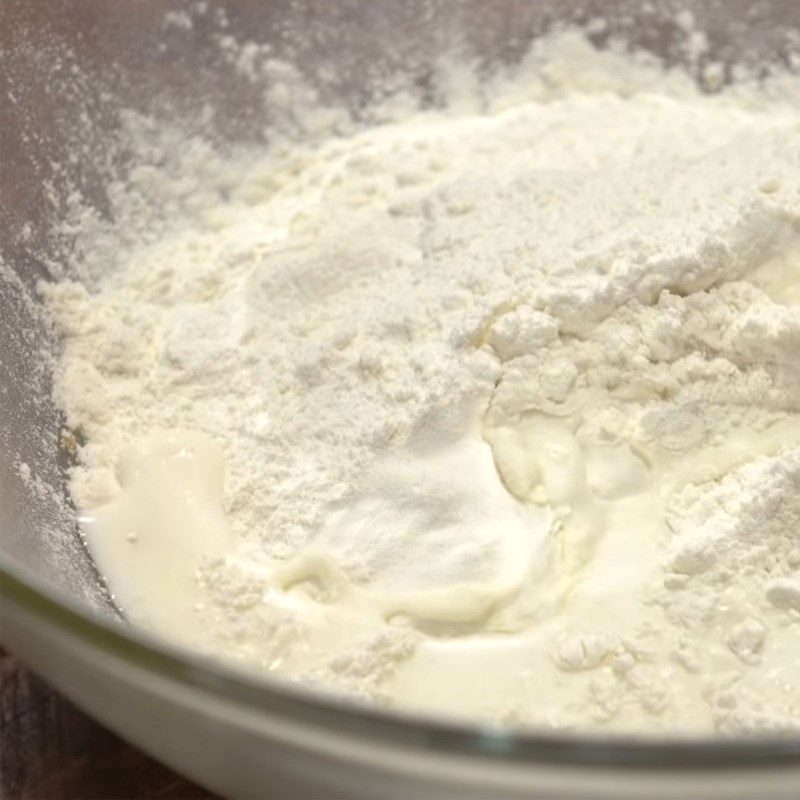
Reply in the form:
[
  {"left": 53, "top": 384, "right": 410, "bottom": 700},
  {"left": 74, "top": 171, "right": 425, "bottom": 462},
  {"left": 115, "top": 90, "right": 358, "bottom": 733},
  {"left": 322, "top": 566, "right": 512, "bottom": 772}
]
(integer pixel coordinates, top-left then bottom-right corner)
[{"left": 2, "top": 1, "right": 799, "bottom": 796}]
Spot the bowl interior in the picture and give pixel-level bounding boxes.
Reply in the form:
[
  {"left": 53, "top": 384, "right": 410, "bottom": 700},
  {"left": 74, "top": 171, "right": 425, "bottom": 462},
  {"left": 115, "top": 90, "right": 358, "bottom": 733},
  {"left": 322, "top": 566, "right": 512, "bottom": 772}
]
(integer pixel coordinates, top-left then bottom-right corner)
[{"left": 2, "top": 0, "right": 799, "bottom": 739}]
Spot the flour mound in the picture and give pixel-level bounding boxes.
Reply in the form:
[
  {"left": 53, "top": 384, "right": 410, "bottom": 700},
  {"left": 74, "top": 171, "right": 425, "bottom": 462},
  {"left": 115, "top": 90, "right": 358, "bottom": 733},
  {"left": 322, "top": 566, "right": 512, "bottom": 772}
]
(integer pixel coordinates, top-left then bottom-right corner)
[{"left": 43, "top": 32, "right": 800, "bottom": 732}]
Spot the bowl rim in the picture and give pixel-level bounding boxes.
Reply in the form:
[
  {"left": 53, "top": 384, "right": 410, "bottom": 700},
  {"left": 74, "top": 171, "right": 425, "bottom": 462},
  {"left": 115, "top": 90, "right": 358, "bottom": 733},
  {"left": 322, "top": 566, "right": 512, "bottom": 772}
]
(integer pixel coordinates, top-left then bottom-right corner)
[{"left": 3, "top": 553, "right": 799, "bottom": 772}]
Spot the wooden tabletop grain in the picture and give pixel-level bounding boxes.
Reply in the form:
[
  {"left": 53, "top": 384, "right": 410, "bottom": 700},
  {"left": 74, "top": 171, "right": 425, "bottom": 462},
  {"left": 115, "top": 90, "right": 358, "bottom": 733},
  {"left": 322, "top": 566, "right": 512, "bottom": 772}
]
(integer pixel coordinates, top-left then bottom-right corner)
[{"left": 0, "top": 648, "right": 219, "bottom": 800}]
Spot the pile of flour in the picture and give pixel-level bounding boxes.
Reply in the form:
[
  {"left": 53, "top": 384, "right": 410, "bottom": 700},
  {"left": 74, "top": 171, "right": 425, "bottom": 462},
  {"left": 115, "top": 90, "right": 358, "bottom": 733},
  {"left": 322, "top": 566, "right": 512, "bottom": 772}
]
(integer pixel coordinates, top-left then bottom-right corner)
[{"left": 43, "top": 32, "right": 800, "bottom": 732}]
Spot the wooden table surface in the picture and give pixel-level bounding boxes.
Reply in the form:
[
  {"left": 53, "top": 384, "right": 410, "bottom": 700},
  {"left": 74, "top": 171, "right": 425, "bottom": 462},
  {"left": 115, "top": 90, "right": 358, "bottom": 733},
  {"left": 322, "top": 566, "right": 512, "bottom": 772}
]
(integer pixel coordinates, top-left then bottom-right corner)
[{"left": 1, "top": 649, "right": 219, "bottom": 800}]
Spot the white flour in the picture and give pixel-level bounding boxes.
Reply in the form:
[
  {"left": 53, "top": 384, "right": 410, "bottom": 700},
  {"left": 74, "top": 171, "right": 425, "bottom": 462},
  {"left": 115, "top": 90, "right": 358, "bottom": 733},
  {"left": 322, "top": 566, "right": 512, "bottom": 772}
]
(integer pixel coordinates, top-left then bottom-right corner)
[{"left": 43, "top": 32, "right": 800, "bottom": 732}]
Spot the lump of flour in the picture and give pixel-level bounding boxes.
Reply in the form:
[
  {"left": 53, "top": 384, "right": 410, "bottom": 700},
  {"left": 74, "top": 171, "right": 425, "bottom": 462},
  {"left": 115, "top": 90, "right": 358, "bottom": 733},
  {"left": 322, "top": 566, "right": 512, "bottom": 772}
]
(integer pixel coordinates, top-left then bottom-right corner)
[{"left": 42, "top": 31, "right": 800, "bottom": 732}]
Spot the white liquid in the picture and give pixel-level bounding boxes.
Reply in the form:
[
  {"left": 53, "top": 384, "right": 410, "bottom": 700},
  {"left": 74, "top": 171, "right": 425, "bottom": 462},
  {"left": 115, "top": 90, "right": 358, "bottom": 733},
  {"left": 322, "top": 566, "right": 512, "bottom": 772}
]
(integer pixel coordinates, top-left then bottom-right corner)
[{"left": 83, "top": 416, "right": 800, "bottom": 729}]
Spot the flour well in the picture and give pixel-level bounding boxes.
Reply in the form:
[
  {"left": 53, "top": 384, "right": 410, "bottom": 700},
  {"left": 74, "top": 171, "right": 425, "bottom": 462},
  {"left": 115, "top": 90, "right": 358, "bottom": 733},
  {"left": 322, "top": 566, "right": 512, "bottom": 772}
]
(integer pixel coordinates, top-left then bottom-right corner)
[{"left": 43, "top": 32, "right": 800, "bottom": 733}]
